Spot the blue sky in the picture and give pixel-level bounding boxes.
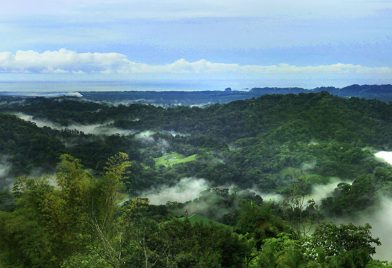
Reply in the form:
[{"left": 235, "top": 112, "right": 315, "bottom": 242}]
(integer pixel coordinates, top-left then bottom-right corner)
[{"left": 0, "top": 0, "right": 392, "bottom": 88}]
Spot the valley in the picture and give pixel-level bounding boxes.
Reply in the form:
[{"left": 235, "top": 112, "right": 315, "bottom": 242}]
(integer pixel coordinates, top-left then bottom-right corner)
[{"left": 1, "top": 92, "right": 392, "bottom": 266}]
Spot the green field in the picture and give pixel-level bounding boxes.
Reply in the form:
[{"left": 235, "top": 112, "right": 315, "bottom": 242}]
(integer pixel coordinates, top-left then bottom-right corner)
[{"left": 154, "top": 152, "right": 197, "bottom": 168}]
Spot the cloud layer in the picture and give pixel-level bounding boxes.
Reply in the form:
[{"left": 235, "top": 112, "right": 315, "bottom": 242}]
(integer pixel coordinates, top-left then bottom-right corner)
[
  {"left": 1, "top": 49, "right": 391, "bottom": 77},
  {"left": 142, "top": 177, "right": 210, "bottom": 205},
  {"left": 14, "top": 113, "right": 134, "bottom": 136},
  {"left": 1, "top": 1, "right": 391, "bottom": 74}
]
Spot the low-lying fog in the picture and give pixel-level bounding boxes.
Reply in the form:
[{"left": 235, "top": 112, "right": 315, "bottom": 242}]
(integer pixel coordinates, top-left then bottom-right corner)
[
  {"left": 358, "top": 151, "right": 392, "bottom": 260},
  {"left": 375, "top": 151, "right": 392, "bottom": 165},
  {"left": 0, "top": 157, "right": 11, "bottom": 188},
  {"left": 14, "top": 113, "right": 190, "bottom": 140},
  {"left": 336, "top": 196, "right": 392, "bottom": 261},
  {"left": 135, "top": 130, "right": 189, "bottom": 142},
  {"left": 142, "top": 177, "right": 209, "bottom": 205},
  {"left": 141, "top": 177, "right": 343, "bottom": 206},
  {"left": 14, "top": 113, "right": 135, "bottom": 136},
  {"left": 353, "top": 197, "right": 392, "bottom": 261},
  {"left": 140, "top": 151, "right": 392, "bottom": 260},
  {"left": 0, "top": 159, "right": 10, "bottom": 179}
]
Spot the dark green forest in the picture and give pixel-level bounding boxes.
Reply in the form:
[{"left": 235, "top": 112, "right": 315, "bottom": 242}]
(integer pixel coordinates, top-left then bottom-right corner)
[{"left": 1, "top": 92, "right": 392, "bottom": 267}]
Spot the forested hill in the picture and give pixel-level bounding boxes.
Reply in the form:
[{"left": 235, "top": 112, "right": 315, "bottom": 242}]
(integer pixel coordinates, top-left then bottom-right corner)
[
  {"left": 77, "top": 84, "right": 392, "bottom": 104},
  {"left": 1, "top": 92, "right": 392, "bottom": 196},
  {"left": 250, "top": 84, "right": 392, "bottom": 100},
  {"left": 2, "top": 92, "right": 392, "bottom": 266},
  {"left": 1, "top": 92, "right": 392, "bottom": 192},
  {"left": 3, "top": 92, "right": 392, "bottom": 145}
]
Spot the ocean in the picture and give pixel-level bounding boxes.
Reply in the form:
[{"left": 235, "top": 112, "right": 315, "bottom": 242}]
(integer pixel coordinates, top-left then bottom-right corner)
[{"left": 0, "top": 80, "right": 256, "bottom": 95}]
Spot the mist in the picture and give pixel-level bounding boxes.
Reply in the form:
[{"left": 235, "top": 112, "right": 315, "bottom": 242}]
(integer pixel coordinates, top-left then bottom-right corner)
[
  {"left": 242, "top": 178, "right": 345, "bottom": 205},
  {"left": 134, "top": 130, "right": 156, "bottom": 143},
  {"left": 160, "top": 130, "right": 189, "bottom": 137},
  {"left": 14, "top": 112, "right": 134, "bottom": 136},
  {"left": 375, "top": 151, "right": 392, "bottom": 165},
  {"left": 333, "top": 196, "right": 392, "bottom": 261},
  {"left": 135, "top": 130, "right": 188, "bottom": 141},
  {"left": 134, "top": 131, "right": 171, "bottom": 153},
  {"left": 242, "top": 188, "right": 284, "bottom": 202},
  {"left": 183, "top": 188, "right": 234, "bottom": 219},
  {"left": 305, "top": 178, "right": 346, "bottom": 204},
  {"left": 333, "top": 151, "right": 392, "bottom": 260},
  {"left": 0, "top": 157, "right": 11, "bottom": 189},
  {"left": 0, "top": 160, "right": 10, "bottom": 179},
  {"left": 142, "top": 177, "right": 209, "bottom": 205},
  {"left": 361, "top": 151, "right": 392, "bottom": 260},
  {"left": 357, "top": 197, "right": 392, "bottom": 261}
]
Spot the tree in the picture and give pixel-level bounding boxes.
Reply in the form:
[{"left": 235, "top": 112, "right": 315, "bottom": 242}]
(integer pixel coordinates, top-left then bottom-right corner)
[
  {"left": 303, "top": 223, "right": 381, "bottom": 267},
  {"left": 0, "top": 153, "right": 131, "bottom": 268},
  {"left": 253, "top": 233, "right": 306, "bottom": 268}
]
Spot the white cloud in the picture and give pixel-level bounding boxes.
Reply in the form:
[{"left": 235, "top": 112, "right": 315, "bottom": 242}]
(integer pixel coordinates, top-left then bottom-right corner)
[
  {"left": 1, "top": 49, "right": 392, "bottom": 77},
  {"left": 0, "top": 49, "right": 129, "bottom": 74},
  {"left": 142, "top": 177, "right": 209, "bottom": 205}
]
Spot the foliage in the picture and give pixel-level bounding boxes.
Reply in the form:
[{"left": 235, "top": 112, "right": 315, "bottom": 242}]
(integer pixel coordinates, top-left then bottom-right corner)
[
  {"left": 154, "top": 152, "right": 197, "bottom": 168},
  {"left": 1, "top": 93, "right": 392, "bottom": 266},
  {"left": 302, "top": 223, "right": 381, "bottom": 267},
  {"left": 0, "top": 153, "right": 131, "bottom": 267},
  {"left": 253, "top": 223, "right": 381, "bottom": 268}
]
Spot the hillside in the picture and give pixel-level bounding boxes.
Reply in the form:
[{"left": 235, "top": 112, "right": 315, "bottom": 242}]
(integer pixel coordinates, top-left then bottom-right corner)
[
  {"left": 3, "top": 84, "right": 392, "bottom": 105},
  {"left": 1, "top": 92, "right": 392, "bottom": 266},
  {"left": 1, "top": 92, "right": 392, "bottom": 203}
]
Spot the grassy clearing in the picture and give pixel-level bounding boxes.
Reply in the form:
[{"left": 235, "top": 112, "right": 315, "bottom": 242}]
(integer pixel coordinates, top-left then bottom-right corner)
[{"left": 154, "top": 152, "right": 197, "bottom": 168}]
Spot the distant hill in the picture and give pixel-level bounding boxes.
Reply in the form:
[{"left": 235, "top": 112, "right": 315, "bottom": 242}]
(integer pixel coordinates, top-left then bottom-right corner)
[
  {"left": 336, "top": 84, "right": 392, "bottom": 99},
  {"left": 249, "top": 84, "right": 392, "bottom": 101},
  {"left": 1, "top": 84, "right": 391, "bottom": 105},
  {"left": 78, "top": 84, "right": 392, "bottom": 105}
]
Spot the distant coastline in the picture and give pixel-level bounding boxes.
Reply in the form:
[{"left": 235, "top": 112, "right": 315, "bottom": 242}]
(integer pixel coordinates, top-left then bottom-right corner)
[{"left": 1, "top": 84, "right": 392, "bottom": 105}]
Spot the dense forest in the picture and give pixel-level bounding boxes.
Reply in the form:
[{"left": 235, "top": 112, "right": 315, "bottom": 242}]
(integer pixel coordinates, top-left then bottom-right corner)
[{"left": 1, "top": 92, "right": 392, "bottom": 267}]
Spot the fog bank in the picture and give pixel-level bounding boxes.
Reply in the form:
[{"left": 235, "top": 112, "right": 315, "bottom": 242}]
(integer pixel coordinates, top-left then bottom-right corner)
[
  {"left": 0, "top": 160, "right": 10, "bottom": 179},
  {"left": 375, "top": 151, "right": 392, "bottom": 165},
  {"left": 14, "top": 113, "right": 134, "bottom": 136},
  {"left": 362, "top": 197, "right": 392, "bottom": 261},
  {"left": 245, "top": 178, "right": 345, "bottom": 204},
  {"left": 0, "top": 157, "right": 12, "bottom": 189},
  {"left": 369, "top": 151, "right": 392, "bottom": 260},
  {"left": 0, "top": 155, "right": 11, "bottom": 179},
  {"left": 142, "top": 177, "right": 209, "bottom": 205},
  {"left": 306, "top": 178, "right": 345, "bottom": 204},
  {"left": 134, "top": 130, "right": 156, "bottom": 143},
  {"left": 244, "top": 188, "right": 284, "bottom": 202},
  {"left": 335, "top": 197, "right": 392, "bottom": 261}
]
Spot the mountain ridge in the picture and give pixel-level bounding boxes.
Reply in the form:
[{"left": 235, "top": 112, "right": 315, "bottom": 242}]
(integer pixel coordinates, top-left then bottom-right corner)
[{"left": 80, "top": 84, "right": 392, "bottom": 104}]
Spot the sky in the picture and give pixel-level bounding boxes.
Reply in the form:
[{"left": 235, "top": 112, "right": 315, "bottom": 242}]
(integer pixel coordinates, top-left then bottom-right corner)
[{"left": 0, "top": 0, "right": 392, "bottom": 89}]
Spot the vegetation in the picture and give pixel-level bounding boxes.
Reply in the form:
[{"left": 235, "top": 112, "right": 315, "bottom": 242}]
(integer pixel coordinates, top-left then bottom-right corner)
[
  {"left": 154, "top": 153, "right": 197, "bottom": 168},
  {"left": 1, "top": 92, "right": 392, "bottom": 266},
  {"left": 0, "top": 154, "right": 385, "bottom": 267}
]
